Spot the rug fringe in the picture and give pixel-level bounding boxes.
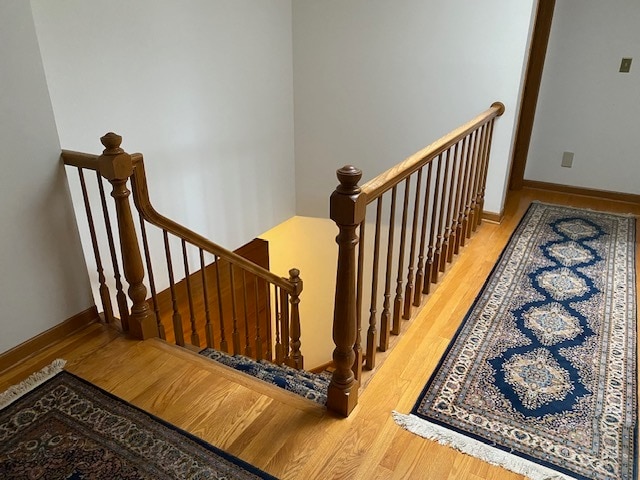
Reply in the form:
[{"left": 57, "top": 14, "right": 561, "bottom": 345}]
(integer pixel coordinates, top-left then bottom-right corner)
[
  {"left": 392, "top": 412, "right": 577, "bottom": 480},
  {"left": 0, "top": 359, "right": 66, "bottom": 409}
]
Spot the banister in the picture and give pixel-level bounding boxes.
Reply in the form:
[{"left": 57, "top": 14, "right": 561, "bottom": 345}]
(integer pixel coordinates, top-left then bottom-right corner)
[
  {"left": 328, "top": 101, "right": 505, "bottom": 417},
  {"left": 360, "top": 102, "right": 505, "bottom": 202},
  {"left": 61, "top": 149, "right": 296, "bottom": 294}
]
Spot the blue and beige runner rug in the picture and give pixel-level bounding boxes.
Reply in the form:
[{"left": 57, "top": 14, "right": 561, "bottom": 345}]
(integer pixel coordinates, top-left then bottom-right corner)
[
  {"left": 394, "top": 202, "right": 637, "bottom": 480},
  {"left": 0, "top": 360, "right": 277, "bottom": 479}
]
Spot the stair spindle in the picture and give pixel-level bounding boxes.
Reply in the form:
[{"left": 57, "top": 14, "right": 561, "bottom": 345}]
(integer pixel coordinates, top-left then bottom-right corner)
[
  {"left": 379, "top": 186, "right": 397, "bottom": 352},
  {"left": 140, "top": 214, "right": 164, "bottom": 339},
  {"left": 455, "top": 135, "right": 472, "bottom": 251},
  {"left": 280, "top": 288, "right": 290, "bottom": 363},
  {"left": 464, "top": 130, "right": 480, "bottom": 240},
  {"left": 440, "top": 145, "right": 457, "bottom": 272},
  {"left": 414, "top": 162, "right": 433, "bottom": 305},
  {"left": 182, "top": 240, "right": 200, "bottom": 347},
  {"left": 96, "top": 171, "right": 129, "bottom": 329},
  {"left": 467, "top": 126, "right": 483, "bottom": 236},
  {"left": 200, "top": 249, "right": 214, "bottom": 348},
  {"left": 445, "top": 142, "right": 462, "bottom": 264},
  {"left": 477, "top": 118, "right": 496, "bottom": 226},
  {"left": 353, "top": 221, "right": 365, "bottom": 380},
  {"left": 404, "top": 167, "right": 423, "bottom": 319},
  {"left": 274, "top": 286, "right": 283, "bottom": 364},
  {"left": 214, "top": 255, "right": 228, "bottom": 352},
  {"left": 242, "top": 271, "right": 252, "bottom": 357},
  {"left": 254, "top": 276, "right": 263, "bottom": 361},
  {"left": 392, "top": 178, "right": 411, "bottom": 335},
  {"left": 365, "top": 198, "right": 383, "bottom": 370},
  {"left": 265, "top": 281, "right": 273, "bottom": 361},
  {"left": 229, "top": 264, "right": 240, "bottom": 355},
  {"left": 163, "top": 231, "right": 184, "bottom": 346},
  {"left": 428, "top": 154, "right": 446, "bottom": 286},
  {"left": 77, "top": 168, "right": 114, "bottom": 324}
]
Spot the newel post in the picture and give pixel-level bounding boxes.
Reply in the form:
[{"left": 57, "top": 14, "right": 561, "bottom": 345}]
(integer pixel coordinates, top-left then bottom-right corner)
[
  {"left": 287, "top": 268, "right": 304, "bottom": 370},
  {"left": 98, "top": 133, "right": 158, "bottom": 340},
  {"left": 327, "top": 165, "right": 366, "bottom": 417}
]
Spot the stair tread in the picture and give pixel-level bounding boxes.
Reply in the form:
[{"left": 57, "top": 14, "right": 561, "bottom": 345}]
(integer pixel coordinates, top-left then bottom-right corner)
[{"left": 199, "top": 348, "right": 330, "bottom": 405}]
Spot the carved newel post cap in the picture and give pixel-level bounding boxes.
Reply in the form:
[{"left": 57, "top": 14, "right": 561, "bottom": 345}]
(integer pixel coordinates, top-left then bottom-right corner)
[
  {"left": 289, "top": 268, "right": 300, "bottom": 279},
  {"left": 98, "top": 132, "right": 132, "bottom": 181},
  {"left": 100, "top": 132, "right": 124, "bottom": 155},
  {"left": 336, "top": 165, "right": 362, "bottom": 194}
]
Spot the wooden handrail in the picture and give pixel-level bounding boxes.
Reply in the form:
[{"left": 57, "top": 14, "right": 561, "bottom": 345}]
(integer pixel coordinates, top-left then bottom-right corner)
[
  {"left": 62, "top": 149, "right": 296, "bottom": 294},
  {"left": 360, "top": 102, "right": 505, "bottom": 202}
]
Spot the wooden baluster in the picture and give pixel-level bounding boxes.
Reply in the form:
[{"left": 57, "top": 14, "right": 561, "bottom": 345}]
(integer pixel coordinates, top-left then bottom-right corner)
[
  {"left": 455, "top": 135, "right": 472, "bottom": 251},
  {"left": 446, "top": 142, "right": 463, "bottom": 263},
  {"left": 477, "top": 103, "right": 504, "bottom": 222},
  {"left": 392, "top": 178, "right": 411, "bottom": 334},
  {"left": 468, "top": 125, "right": 485, "bottom": 236},
  {"left": 280, "top": 288, "right": 290, "bottom": 363},
  {"left": 182, "top": 240, "right": 199, "bottom": 347},
  {"left": 477, "top": 118, "right": 497, "bottom": 227},
  {"left": 229, "top": 264, "right": 240, "bottom": 355},
  {"left": 462, "top": 129, "right": 480, "bottom": 240},
  {"left": 242, "top": 271, "right": 252, "bottom": 357},
  {"left": 96, "top": 171, "right": 129, "bottom": 328},
  {"left": 379, "top": 186, "right": 397, "bottom": 351},
  {"left": 139, "top": 214, "right": 164, "bottom": 339},
  {"left": 328, "top": 165, "right": 365, "bottom": 417},
  {"left": 365, "top": 198, "right": 383, "bottom": 370},
  {"left": 274, "top": 286, "right": 283, "bottom": 364},
  {"left": 413, "top": 163, "right": 433, "bottom": 306},
  {"left": 425, "top": 155, "right": 443, "bottom": 291},
  {"left": 254, "top": 276, "right": 263, "bottom": 361},
  {"left": 97, "top": 133, "right": 157, "bottom": 339},
  {"left": 353, "top": 221, "right": 365, "bottom": 381},
  {"left": 472, "top": 123, "right": 489, "bottom": 233},
  {"left": 432, "top": 151, "right": 450, "bottom": 282},
  {"left": 440, "top": 145, "right": 458, "bottom": 271},
  {"left": 404, "top": 168, "right": 422, "bottom": 319},
  {"left": 214, "top": 255, "right": 228, "bottom": 352},
  {"left": 77, "top": 168, "right": 114, "bottom": 324},
  {"left": 163, "top": 231, "right": 184, "bottom": 346},
  {"left": 200, "top": 249, "right": 214, "bottom": 348},
  {"left": 287, "top": 269, "right": 304, "bottom": 370},
  {"left": 264, "top": 281, "right": 273, "bottom": 361}
]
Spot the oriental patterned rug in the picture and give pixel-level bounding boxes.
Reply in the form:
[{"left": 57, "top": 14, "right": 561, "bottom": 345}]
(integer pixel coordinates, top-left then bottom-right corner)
[
  {"left": 0, "top": 360, "right": 277, "bottom": 479},
  {"left": 394, "top": 202, "right": 637, "bottom": 480}
]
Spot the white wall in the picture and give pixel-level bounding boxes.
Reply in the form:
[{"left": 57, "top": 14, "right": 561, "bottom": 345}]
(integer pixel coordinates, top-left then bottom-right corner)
[
  {"left": 293, "top": 0, "right": 536, "bottom": 218},
  {"left": 526, "top": 1, "right": 640, "bottom": 194},
  {"left": 0, "top": 1, "right": 94, "bottom": 354},
  {"left": 30, "top": 0, "right": 296, "bottom": 252}
]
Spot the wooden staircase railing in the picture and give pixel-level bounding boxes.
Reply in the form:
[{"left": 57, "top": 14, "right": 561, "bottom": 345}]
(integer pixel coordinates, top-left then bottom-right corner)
[
  {"left": 62, "top": 133, "right": 303, "bottom": 369},
  {"left": 327, "top": 102, "right": 505, "bottom": 416}
]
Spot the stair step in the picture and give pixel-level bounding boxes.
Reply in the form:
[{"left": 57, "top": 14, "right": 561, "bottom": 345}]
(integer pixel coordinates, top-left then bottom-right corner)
[{"left": 199, "top": 348, "right": 330, "bottom": 405}]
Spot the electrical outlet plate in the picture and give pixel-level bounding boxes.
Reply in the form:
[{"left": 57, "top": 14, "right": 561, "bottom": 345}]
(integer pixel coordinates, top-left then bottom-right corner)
[
  {"left": 620, "top": 58, "right": 632, "bottom": 73},
  {"left": 561, "top": 151, "right": 573, "bottom": 168}
]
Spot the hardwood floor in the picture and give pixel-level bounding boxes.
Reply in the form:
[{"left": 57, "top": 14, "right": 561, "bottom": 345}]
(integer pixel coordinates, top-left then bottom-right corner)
[{"left": 2, "top": 188, "right": 638, "bottom": 479}]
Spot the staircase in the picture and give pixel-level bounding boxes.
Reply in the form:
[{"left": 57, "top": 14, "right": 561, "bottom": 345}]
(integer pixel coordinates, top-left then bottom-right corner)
[{"left": 199, "top": 348, "right": 330, "bottom": 405}]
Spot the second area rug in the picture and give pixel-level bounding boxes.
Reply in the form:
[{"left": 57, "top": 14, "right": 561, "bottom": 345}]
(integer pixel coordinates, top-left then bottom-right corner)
[
  {"left": 394, "top": 202, "right": 637, "bottom": 480},
  {"left": 0, "top": 360, "right": 277, "bottom": 479}
]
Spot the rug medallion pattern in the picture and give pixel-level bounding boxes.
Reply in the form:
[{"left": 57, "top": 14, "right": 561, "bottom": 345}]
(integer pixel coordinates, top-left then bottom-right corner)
[
  {"left": 0, "top": 371, "right": 277, "bottom": 479},
  {"left": 408, "top": 203, "right": 637, "bottom": 480}
]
